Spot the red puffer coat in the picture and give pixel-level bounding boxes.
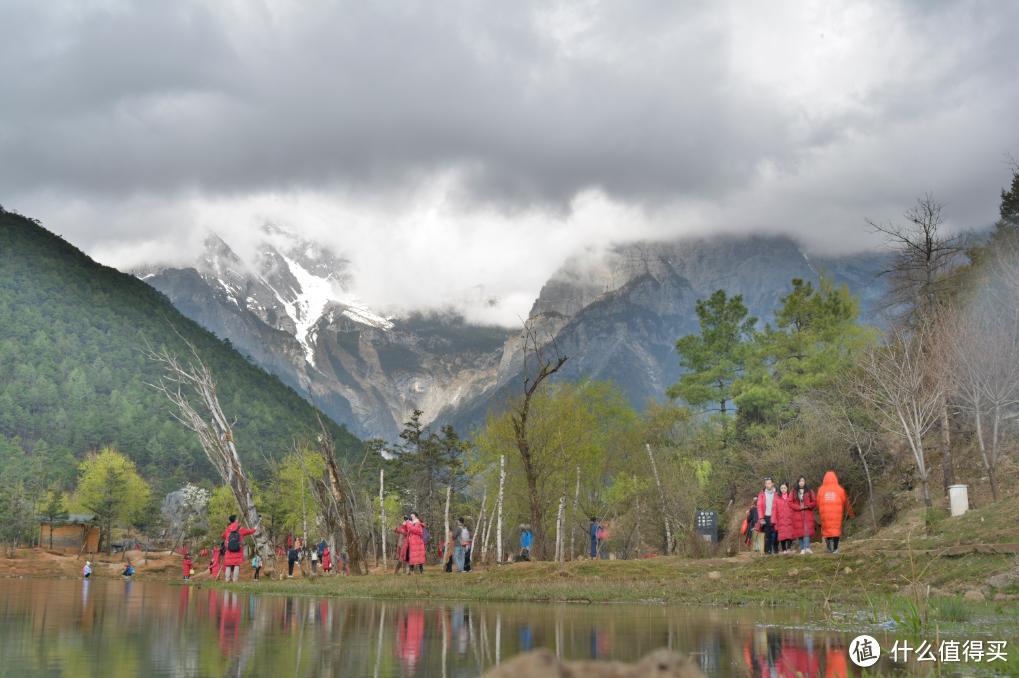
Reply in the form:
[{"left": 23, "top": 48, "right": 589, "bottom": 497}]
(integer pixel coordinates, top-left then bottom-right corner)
[
  {"left": 774, "top": 492, "right": 796, "bottom": 542},
  {"left": 406, "top": 521, "right": 427, "bottom": 565},
  {"left": 222, "top": 523, "right": 257, "bottom": 567},
  {"left": 818, "top": 471, "right": 854, "bottom": 538},
  {"left": 789, "top": 488, "right": 817, "bottom": 540}
]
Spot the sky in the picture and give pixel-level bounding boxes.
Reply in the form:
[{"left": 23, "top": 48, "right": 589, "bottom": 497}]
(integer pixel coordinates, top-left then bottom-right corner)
[{"left": 1, "top": 1, "right": 1017, "bottom": 325}]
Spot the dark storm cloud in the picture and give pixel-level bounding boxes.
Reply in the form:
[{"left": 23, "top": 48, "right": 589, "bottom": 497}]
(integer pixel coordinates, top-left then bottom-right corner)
[
  {"left": 2, "top": 1, "right": 1019, "bottom": 323},
  {"left": 4, "top": 1, "right": 1011, "bottom": 206}
]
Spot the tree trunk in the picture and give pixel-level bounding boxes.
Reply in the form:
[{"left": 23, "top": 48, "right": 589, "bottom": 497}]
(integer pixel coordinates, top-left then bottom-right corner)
[
  {"left": 645, "top": 444, "right": 672, "bottom": 554},
  {"left": 380, "top": 470, "right": 388, "bottom": 574},
  {"left": 496, "top": 456, "right": 505, "bottom": 565},
  {"left": 570, "top": 466, "right": 580, "bottom": 562},
  {"left": 973, "top": 405, "right": 1000, "bottom": 502},
  {"left": 939, "top": 398, "right": 955, "bottom": 493},
  {"left": 856, "top": 443, "right": 879, "bottom": 534},
  {"left": 989, "top": 406, "right": 1002, "bottom": 502},
  {"left": 443, "top": 485, "right": 452, "bottom": 569}
]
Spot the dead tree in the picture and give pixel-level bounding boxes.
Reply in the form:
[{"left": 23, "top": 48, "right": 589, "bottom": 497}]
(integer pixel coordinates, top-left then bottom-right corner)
[
  {"left": 868, "top": 194, "right": 967, "bottom": 493},
  {"left": 146, "top": 336, "right": 277, "bottom": 574},
  {"left": 509, "top": 320, "right": 568, "bottom": 560},
  {"left": 306, "top": 394, "right": 365, "bottom": 574}
]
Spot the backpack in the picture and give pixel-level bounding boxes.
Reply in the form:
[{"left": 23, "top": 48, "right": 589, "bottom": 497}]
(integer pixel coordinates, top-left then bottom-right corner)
[
  {"left": 421, "top": 525, "right": 430, "bottom": 545},
  {"left": 597, "top": 526, "right": 606, "bottom": 540},
  {"left": 227, "top": 529, "right": 241, "bottom": 552}
]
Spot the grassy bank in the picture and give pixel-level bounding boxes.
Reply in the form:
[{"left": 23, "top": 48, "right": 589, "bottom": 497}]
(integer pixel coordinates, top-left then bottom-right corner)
[{"left": 200, "top": 551, "right": 1019, "bottom": 608}]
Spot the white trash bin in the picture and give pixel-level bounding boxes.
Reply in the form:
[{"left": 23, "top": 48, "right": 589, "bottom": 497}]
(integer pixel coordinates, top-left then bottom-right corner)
[{"left": 948, "top": 485, "right": 969, "bottom": 517}]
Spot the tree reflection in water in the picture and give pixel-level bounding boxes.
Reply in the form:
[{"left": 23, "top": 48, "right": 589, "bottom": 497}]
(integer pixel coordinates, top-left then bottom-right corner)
[{"left": 1, "top": 579, "right": 886, "bottom": 677}]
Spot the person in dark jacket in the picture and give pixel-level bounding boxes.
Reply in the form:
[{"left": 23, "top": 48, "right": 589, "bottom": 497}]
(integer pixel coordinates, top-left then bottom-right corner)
[
  {"left": 742, "top": 503, "right": 759, "bottom": 551},
  {"left": 287, "top": 546, "right": 299, "bottom": 578},
  {"left": 589, "top": 517, "right": 600, "bottom": 558}
]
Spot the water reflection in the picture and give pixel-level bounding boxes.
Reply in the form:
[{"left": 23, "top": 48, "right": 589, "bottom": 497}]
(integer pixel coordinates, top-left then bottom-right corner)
[{"left": 0, "top": 579, "right": 894, "bottom": 678}]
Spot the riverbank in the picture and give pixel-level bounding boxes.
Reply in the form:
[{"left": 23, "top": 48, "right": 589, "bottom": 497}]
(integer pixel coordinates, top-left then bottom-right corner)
[{"left": 199, "top": 550, "right": 1019, "bottom": 609}]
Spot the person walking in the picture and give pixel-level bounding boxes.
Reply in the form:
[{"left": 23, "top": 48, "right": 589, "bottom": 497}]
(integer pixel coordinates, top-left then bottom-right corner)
[
  {"left": 775, "top": 481, "right": 795, "bottom": 554},
  {"left": 741, "top": 501, "right": 760, "bottom": 553},
  {"left": 183, "top": 553, "right": 193, "bottom": 580},
  {"left": 818, "top": 471, "right": 854, "bottom": 553},
  {"left": 83, "top": 561, "right": 92, "bottom": 579},
  {"left": 520, "top": 524, "right": 533, "bottom": 561},
  {"left": 452, "top": 518, "right": 468, "bottom": 573},
  {"left": 222, "top": 514, "right": 257, "bottom": 583},
  {"left": 405, "top": 511, "right": 427, "bottom": 574},
  {"left": 310, "top": 547, "right": 318, "bottom": 574},
  {"left": 287, "top": 545, "right": 299, "bottom": 577},
  {"left": 791, "top": 476, "right": 817, "bottom": 555},
  {"left": 252, "top": 553, "right": 262, "bottom": 580},
  {"left": 756, "top": 478, "right": 779, "bottom": 555}
]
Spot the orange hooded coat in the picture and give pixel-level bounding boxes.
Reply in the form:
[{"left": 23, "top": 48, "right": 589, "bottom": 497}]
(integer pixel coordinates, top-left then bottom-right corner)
[{"left": 817, "top": 471, "right": 854, "bottom": 538}]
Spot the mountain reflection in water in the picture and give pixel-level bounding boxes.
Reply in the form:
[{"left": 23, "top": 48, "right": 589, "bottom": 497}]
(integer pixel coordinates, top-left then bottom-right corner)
[{"left": 0, "top": 579, "right": 875, "bottom": 678}]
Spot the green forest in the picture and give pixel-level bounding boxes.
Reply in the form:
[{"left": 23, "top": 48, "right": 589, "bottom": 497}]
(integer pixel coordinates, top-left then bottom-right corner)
[{"left": 0, "top": 211, "right": 363, "bottom": 493}]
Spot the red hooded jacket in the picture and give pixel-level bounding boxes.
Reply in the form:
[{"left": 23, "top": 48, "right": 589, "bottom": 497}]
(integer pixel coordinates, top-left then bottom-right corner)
[
  {"left": 817, "top": 472, "right": 854, "bottom": 538},
  {"left": 221, "top": 523, "right": 257, "bottom": 567}
]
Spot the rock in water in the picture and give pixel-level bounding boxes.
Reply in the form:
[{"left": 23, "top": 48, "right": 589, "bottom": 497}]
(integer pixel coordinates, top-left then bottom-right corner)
[{"left": 481, "top": 648, "right": 706, "bottom": 678}]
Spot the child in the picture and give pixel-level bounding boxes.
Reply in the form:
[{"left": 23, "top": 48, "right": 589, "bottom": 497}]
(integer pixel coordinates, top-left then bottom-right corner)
[
  {"left": 83, "top": 561, "right": 92, "bottom": 579},
  {"left": 183, "top": 553, "right": 193, "bottom": 580}
]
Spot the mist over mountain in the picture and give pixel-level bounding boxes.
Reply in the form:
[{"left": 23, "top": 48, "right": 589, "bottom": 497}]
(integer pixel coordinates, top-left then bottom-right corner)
[{"left": 136, "top": 229, "right": 884, "bottom": 440}]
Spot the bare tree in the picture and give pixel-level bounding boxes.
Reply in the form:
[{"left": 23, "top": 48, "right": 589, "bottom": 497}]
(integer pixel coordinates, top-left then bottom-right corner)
[
  {"left": 800, "top": 389, "right": 880, "bottom": 533},
  {"left": 853, "top": 322, "right": 945, "bottom": 507},
  {"left": 868, "top": 194, "right": 967, "bottom": 493},
  {"left": 147, "top": 336, "right": 277, "bottom": 574},
  {"left": 509, "top": 321, "right": 568, "bottom": 560},
  {"left": 940, "top": 298, "right": 1019, "bottom": 502}
]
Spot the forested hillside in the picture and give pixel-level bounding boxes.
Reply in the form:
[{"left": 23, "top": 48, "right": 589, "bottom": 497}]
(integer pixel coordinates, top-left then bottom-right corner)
[{"left": 0, "top": 210, "right": 363, "bottom": 491}]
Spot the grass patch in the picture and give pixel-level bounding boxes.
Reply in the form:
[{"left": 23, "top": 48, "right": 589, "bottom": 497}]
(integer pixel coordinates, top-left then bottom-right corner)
[{"left": 933, "top": 595, "right": 972, "bottom": 622}]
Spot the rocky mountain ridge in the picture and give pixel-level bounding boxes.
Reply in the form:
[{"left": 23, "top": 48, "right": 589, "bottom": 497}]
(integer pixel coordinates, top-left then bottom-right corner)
[{"left": 136, "top": 230, "right": 883, "bottom": 441}]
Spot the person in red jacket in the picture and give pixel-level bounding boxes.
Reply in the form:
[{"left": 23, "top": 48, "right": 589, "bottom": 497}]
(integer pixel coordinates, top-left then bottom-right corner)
[
  {"left": 322, "top": 547, "right": 332, "bottom": 574},
  {"left": 818, "top": 471, "right": 854, "bottom": 554},
  {"left": 775, "top": 481, "right": 796, "bottom": 554},
  {"left": 222, "top": 514, "right": 257, "bottom": 582},
  {"left": 183, "top": 553, "right": 193, "bottom": 580},
  {"left": 406, "top": 511, "right": 427, "bottom": 574},
  {"left": 790, "top": 476, "right": 817, "bottom": 554},
  {"left": 394, "top": 516, "right": 412, "bottom": 575},
  {"left": 209, "top": 542, "right": 223, "bottom": 579}
]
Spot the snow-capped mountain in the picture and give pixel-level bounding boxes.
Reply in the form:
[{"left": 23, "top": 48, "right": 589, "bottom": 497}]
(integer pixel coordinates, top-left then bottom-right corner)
[
  {"left": 135, "top": 227, "right": 511, "bottom": 440},
  {"left": 136, "top": 229, "right": 885, "bottom": 442}
]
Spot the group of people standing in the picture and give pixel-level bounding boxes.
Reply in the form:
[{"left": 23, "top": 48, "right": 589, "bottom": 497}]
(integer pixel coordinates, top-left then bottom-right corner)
[
  {"left": 392, "top": 512, "right": 476, "bottom": 574},
  {"left": 747, "top": 472, "right": 854, "bottom": 555}
]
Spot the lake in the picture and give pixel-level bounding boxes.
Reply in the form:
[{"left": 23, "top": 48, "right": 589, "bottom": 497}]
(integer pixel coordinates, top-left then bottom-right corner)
[{"left": 0, "top": 578, "right": 975, "bottom": 677}]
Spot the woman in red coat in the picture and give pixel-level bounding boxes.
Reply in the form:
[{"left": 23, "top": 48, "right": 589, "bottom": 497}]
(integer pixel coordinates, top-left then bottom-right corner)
[
  {"left": 790, "top": 476, "right": 817, "bottom": 554},
  {"left": 221, "top": 515, "right": 257, "bottom": 583},
  {"left": 774, "top": 482, "right": 796, "bottom": 554},
  {"left": 322, "top": 547, "right": 332, "bottom": 573},
  {"left": 405, "top": 512, "right": 427, "bottom": 574}
]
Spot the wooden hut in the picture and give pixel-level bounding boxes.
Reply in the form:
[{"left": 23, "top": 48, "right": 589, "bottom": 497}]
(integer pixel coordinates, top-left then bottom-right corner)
[{"left": 39, "top": 514, "right": 100, "bottom": 553}]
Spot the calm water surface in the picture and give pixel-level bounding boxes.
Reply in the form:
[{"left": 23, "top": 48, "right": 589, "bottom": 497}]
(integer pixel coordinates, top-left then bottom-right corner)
[{"left": 0, "top": 578, "right": 931, "bottom": 677}]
